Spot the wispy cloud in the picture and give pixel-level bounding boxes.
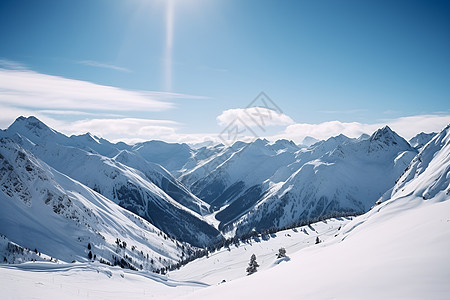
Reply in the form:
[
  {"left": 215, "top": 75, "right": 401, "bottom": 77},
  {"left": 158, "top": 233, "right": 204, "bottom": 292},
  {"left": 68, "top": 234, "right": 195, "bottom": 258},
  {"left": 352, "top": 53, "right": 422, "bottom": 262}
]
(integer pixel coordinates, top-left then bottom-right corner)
[
  {"left": 78, "top": 60, "right": 132, "bottom": 73},
  {"left": 38, "top": 110, "right": 124, "bottom": 117},
  {"left": 0, "top": 58, "right": 27, "bottom": 70},
  {"left": 319, "top": 109, "right": 368, "bottom": 114},
  {"left": 0, "top": 68, "right": 174, "bottom": 112},
  {"left": 0, "top": 65, "right": 214, "bottom": 144}
]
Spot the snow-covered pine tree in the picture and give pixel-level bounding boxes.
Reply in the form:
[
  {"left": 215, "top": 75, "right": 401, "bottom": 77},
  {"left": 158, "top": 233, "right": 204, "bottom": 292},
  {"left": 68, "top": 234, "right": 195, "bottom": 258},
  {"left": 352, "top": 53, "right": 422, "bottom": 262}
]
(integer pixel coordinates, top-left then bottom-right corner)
[
  {"left": 277, "top": 247, "right": 286, "bottom": 258},
  {"left": 246, "top": 254, "right": 259, "bottom": 275}
]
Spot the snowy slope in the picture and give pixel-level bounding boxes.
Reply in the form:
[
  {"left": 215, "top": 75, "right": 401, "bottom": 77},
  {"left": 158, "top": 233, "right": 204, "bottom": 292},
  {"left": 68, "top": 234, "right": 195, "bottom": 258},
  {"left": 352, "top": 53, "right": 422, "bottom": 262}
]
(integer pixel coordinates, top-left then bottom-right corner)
[
  {"left": 3, "top": 117, "right": 221, "bottom": 247},
  {"left": 176, "top": 124, "right": 450, "bottom": 300},
  {"left": 0, "top": 214, "right": 352, "bottom": 300},
  {"left": 0, "top": 137, "right": 191, "bottom": 270},
  {"left": 0, "top": 261, "right": 208, "bottom": 300},
  {"left": 170, "top": 217, "right": 352, "bottom": 284}
]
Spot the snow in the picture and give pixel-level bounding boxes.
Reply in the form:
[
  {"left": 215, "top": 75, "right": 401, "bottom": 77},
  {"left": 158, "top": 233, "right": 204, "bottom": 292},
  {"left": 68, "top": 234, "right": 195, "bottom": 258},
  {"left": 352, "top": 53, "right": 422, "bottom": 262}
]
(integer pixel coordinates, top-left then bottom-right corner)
[
  {"left": 0, "top": 262, "right": 206, "bottom": 299},
  {"left": 176, "top": 124, "right": 450, "bottom": 300},
  {"left": 3, "top": 117, "right": 221, "bottom": 247},
  {"left": 181, "top": 197, "right": 450, "bottom": 300},
  {"left": 0, "top": 217, "right": 352, "bottom": 299},
  {"left": 1, "top": 117, "right": 449, "bottom": 299},
  {"left": 0, "top": 137, "right": 189, "bottom": 270},
  {"left": 170, "top": 218, "right": 351, "bottom": 285}
]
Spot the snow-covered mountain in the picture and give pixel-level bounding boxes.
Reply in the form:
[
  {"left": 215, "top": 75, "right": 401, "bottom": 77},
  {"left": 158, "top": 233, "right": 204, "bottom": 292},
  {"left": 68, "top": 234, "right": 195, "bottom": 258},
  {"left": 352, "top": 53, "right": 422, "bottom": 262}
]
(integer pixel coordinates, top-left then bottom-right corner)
[
  {"left": 230, "top": 126, "right": 417, "bottom": 235},
  {"left": 0, "top": 137, "right": 191, "bottom": 270},
  {"left": 176, "top": 126, "right": 417, "bottom": 235},
  {"left": 2, "top": 117, "right": 221, "bottom": 247},
  {"left": 380, "top": 124, "right": 449, "bottom": 203},
  {"left": 1, "top": 121, "right": 448, "bottom": 299},
  {"left": 409, "top": 131, "right": 436, "bottom": 150},
  {"left": 131, "top": 140, "right": 193, "bottom": 173},
  {"left": 1, "top": 119, "right": 449, "bottom": 299},
  {"left": 181, "top": 139, "right": 300, "bottom": 211},
  {"left": 0, "top": 116, "right": 428, "bottom": 245}
]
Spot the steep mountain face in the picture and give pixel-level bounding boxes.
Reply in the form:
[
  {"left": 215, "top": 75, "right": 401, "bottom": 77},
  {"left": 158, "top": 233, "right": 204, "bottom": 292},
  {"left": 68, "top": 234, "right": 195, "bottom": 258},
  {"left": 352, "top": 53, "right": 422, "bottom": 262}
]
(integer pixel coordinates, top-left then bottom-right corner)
[
  {"left": 181, "top": 139, "right": 300, "bottom": 212},
  {"left": 409, "top": 132, "right": 436, "bottom": 150},
  {"left": 113, "top": 150, "right": 210, "bottom": 215},
  {"left": 380, "top": 125, "right": 450, "bottom": 204},
  {"left": 3, "top": 117, "right": 221, "bottom": 247},
  {"left": 0, "top": 138, "right": 191, "bottom": 269}
]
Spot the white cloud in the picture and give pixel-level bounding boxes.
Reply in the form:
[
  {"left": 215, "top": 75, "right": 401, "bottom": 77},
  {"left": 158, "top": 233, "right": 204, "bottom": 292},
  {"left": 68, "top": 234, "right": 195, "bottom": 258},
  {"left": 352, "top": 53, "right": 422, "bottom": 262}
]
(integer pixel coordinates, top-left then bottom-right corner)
[
  {"left": 384, "top": 115, "right": 450, "bottom": 139},
  {"left": 0, "top": 68, "right": 175, "bottom": 112},
  {"left": 78, "top": 60, "right": 132, "bottom": 73},
  {"left": 217, "top": 107, "right": 294, "bottom": 128},
  {"left": 271, "top": 114, "right": 450, "bottom": 144},
  {"left": 61, "top": 118, "right": 179, "bottom": 139}
]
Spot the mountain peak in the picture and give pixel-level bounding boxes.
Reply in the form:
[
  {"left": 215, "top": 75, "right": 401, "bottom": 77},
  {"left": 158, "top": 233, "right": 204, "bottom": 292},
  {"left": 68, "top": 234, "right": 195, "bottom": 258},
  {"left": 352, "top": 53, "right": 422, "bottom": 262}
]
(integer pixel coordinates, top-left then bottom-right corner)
[
  {"left": 358, "top": 133, "right": 370, "bottom": 141},
  {"left": 9, "top": 115, "right": 52, "bottom": 135},
  {"left": 7, "top": 115, "right": 66, "bottom": 145},
  {"left": 302, "top": 136, "right": 319, "bottom": 147},
  {"left": 370, "top": 125, "right": 396, "bottom": 141},
  {"left": 368, "top": 125, "right": 411, "bottom": 151},
  {"left": 12, "top": 115, "right": 47, "bottom": 129}
]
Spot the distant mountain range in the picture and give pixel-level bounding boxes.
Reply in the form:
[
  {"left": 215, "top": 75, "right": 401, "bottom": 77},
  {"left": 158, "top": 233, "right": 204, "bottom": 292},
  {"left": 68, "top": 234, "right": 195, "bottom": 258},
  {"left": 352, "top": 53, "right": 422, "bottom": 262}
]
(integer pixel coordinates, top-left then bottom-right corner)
[{"left": 0, "top": 116, "right": 444, "bottom": 266}]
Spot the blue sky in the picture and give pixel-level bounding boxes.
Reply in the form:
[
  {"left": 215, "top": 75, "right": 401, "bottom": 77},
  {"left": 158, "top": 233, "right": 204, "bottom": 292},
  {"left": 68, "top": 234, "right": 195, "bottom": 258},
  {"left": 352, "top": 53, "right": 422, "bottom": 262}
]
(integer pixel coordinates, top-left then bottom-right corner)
[{"left": 0, "top": 0, "right": 449, "bottom": 144}]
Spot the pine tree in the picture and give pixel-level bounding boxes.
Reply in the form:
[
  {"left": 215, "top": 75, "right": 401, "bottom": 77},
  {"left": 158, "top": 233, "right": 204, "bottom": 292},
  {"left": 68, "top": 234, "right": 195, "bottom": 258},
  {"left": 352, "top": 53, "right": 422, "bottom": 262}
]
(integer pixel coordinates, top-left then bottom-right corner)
[
  {"left": 277, "top": 247, "right": 287, "bottom": 258},
  {"left": 246, "top": 254, "right": 259, "bottom": 275},
  {"left": 88, "top": 251, "right": 93, "bottom": 260},
  {"left": 315, "top": 236, "right": 320, "bottom": 244},
  {"left": 87, "top": 243, "right": 91, "bottom": 250}
]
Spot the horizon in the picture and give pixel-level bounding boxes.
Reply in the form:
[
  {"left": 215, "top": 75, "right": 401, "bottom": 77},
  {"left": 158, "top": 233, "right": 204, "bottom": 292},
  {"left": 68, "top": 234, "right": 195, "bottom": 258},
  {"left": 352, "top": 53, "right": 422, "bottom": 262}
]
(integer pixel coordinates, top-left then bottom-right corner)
[
  {"left": 2, "top": 114, "right": 442, "bottom": 147},
  {"left": 1, "top": 0, "right": 449, "bottom": 144}
]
